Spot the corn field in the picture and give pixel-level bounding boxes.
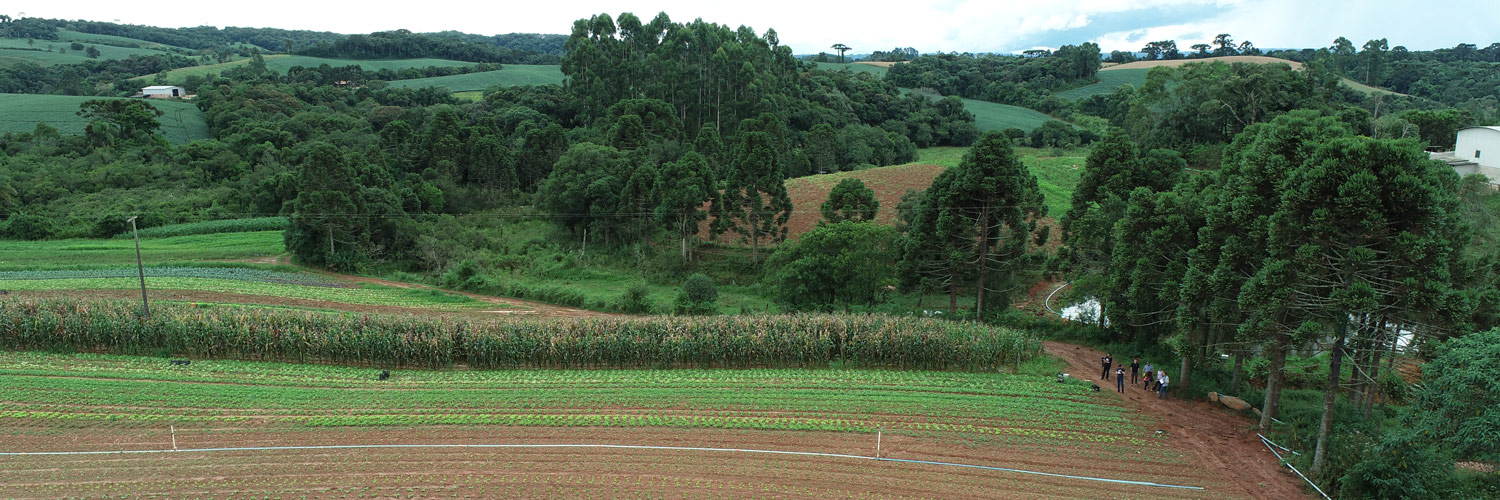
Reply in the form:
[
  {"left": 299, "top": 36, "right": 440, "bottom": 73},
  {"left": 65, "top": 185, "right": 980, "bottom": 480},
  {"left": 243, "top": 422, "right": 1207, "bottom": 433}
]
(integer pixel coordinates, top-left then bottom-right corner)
[{"left": 0, "top": 299, "right": 1040, "bottom": 371}]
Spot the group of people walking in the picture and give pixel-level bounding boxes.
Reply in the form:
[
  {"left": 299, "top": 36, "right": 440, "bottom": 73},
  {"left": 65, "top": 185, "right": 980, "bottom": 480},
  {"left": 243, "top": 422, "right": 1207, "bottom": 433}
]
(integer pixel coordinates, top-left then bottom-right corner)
[{"left": 1101, "top": 354, "right": 1169, "bottom": 399}]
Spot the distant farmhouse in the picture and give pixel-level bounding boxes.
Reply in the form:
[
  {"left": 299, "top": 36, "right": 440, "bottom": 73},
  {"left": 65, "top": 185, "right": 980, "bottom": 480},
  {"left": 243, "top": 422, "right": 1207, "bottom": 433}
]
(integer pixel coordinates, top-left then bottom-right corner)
[
  {"left": 139, "top": 86, "right": 186, "bottom": 99},
  {"left": 1433, "top": 126, "right": 1500, "bottom": 187}
]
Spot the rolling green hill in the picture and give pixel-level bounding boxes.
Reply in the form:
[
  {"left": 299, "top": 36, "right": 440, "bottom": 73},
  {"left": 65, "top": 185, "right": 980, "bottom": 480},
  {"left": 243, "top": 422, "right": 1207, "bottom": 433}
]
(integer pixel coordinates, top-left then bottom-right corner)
[
  {"left": 0, "top": 38, "right": 173, "bottom": 66},
  {"left": 388, "top": 65, "right": 565, "bottom": 91},
  {"left": 961, "top": 97, "right": 1056, "bottom": 132},
  {"left": 0, "top": 93, "right": 210, "bottom": 145},
  {"left": 1056, "top": 68, "right": 1150, "bottom": 100},
  {"left": 142, "top": 55, "right": 478, "bottom": 84},
  {"left": 903, "top": 89, "right": 1057, "bottom": 133},
  {"left": 54, "top": 30, "right": 189, "bottom": 52},
  {"left": 813, "top": 62, "right": 891, "bottom": 77}
]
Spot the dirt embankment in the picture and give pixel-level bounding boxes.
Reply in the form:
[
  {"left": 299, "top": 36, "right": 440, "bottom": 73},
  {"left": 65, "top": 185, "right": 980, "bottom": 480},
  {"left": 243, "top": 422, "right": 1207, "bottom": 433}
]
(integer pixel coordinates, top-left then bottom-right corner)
[{"left": 1044, "top": 341, "right": 1310, "bottom": 499}]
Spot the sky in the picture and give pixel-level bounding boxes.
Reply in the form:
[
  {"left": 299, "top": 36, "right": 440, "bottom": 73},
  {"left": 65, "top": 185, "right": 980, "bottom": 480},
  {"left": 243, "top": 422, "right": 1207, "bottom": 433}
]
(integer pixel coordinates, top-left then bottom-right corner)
[{"left": 11, "top": 0, "right": 1496, "bottom": 55}]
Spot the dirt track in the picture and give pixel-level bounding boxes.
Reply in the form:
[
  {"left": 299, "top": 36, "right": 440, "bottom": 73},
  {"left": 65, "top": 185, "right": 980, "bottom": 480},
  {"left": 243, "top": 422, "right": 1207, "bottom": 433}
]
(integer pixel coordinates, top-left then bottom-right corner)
[{"left": 1044, "top": 341, "right": 1309, "bottom": 499}]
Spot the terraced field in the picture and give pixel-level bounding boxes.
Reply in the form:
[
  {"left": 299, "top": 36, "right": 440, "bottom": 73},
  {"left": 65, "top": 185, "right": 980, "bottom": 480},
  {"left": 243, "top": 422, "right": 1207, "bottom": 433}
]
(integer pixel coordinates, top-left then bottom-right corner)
[
  {"left": 0, "top": 352, "right": 1234, "bottom": 499},
  {"left": 0, "top": 93, "right": 210, "bottom": 144},
  {"left": 388, "top": 65, "right": 566, "bottom": 91}
]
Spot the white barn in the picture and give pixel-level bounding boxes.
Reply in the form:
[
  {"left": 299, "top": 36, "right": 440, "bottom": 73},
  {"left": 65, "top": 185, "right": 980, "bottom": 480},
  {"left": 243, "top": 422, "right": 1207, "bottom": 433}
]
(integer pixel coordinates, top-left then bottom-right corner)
[
  {"left": 141, "top": 86, "right": 185, "bottom": 99},
  {"left": 1444, "top": 127, "right": 1500, "bottom": 186}
]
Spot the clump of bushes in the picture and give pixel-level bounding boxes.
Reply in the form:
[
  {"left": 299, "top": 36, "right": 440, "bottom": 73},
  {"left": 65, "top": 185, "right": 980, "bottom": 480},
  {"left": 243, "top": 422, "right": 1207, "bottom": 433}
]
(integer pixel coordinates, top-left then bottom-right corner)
[{"left": 675, "top": 273, "right": 718, "bottom": 315}]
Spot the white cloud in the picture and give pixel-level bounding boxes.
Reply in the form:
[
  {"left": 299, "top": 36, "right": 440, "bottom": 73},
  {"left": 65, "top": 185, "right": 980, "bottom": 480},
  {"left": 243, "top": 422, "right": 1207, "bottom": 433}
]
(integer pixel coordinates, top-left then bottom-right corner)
[{"left": 9, "top": 0, "right": 1492, "bottom": 56}]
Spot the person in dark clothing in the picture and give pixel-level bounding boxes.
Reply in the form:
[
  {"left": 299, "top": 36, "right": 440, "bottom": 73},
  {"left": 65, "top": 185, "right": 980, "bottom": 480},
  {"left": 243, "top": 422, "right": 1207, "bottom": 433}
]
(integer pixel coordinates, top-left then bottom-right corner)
[
  {"left": 1130, "top": 357, "right": 1140, "bottom": 384},
  {"left": 1115, "top": 367, "right": 1126, "bottom": 393},
  {"left": 1100, "top": 354, "right": 1113, "bottom": 380}
]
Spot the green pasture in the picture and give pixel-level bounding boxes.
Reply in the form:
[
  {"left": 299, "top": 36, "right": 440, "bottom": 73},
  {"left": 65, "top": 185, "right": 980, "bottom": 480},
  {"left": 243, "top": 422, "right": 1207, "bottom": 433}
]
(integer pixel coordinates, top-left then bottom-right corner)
[
  {"left": 813, "top": 62, "right": 891, "bottom": 77},
  {"left": 0, "top": 231, "right": 283, "bottom": 270},
  {"left": 962, "top": 97, "right": 1058, "bottom": 133},
  {"left": 0, "top": 38, "right": 172, "bottom": 66},
  {"left": 1057, "top": 68, "right": 1151, "bottom": 100},
  {"left": 388, "top": 65, "right": 565, "bottom": 91},
  {"left": 54, "top": 29, "right": 187, "bottom": 51},
  {"left": 141, "top": 54, "right": 478, "bottom": 84},
  {"left": 0, "top": 93, "right": 210, "bottom": 145},
  {"left": 918, "top": 146, "right": 1084, "bottom": 217}
]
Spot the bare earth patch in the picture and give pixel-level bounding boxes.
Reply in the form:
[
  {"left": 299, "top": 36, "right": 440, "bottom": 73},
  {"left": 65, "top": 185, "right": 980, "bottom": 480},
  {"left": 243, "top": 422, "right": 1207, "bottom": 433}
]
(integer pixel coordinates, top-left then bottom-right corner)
[{"left": 1044, "top": 341, "right": 1311, "bottom": 499}]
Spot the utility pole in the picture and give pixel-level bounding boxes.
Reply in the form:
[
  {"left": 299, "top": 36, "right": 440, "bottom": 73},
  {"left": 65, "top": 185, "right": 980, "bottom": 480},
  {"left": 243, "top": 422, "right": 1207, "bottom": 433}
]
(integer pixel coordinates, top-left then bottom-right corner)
[{"left": 127, "top": 216, "right": 150, "bottom": 319}]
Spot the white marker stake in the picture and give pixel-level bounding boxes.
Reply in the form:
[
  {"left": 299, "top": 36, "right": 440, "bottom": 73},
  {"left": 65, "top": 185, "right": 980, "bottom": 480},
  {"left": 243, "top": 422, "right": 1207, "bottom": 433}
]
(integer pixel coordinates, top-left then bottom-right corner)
[
  {"left": 877, "top": 428, "right": 882, "bottom": 458},
  {"left": 171, "top": 425, "right": 177, "bottom": 451}
]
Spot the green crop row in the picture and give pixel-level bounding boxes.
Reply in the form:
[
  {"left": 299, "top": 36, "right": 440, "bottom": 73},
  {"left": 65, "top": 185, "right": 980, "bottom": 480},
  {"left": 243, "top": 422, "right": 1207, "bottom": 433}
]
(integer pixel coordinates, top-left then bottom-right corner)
[
  {"left": 115, "top": 217, "right": 289, "bottom": 238},
  {"left": 0, "top": 265, "right": 343, "bottom": 287},
  {"left": 0, "top": 299, "right": 1040, "bottom": 370}
]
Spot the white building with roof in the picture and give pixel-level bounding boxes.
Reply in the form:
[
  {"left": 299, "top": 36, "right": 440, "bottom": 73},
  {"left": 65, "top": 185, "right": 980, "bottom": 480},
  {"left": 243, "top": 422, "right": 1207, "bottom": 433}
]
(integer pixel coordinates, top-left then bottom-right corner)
[
  {"left": 141, "top": 86, "right": 185, "bottom": 99},
  {"left": 1434, "top": 126, "right": 1500, "bottom": 187}
]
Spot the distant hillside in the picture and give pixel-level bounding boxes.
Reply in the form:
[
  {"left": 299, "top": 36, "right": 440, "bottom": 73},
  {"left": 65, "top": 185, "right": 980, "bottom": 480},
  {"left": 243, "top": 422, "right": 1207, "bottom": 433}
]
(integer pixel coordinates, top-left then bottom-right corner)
[
  {"left": 812, "top": 62, "right": 891, "bottom": 77},
  {"left": 297, "top": 30, "right": 559, "bottom": 64},
  {"left": 1061, "top": 55, "right": 1403, "bottom": 99},
  {"left": 140, "top": 55, "right": 477, "bottom": 84},
  {"left": 388, "top": 65, "right": 565, "bottom": 91},
  {"left": 0, "top": 38, "right": 172, "bottom": 67},
  {"left": 1101, "top": 55, "right": 1305, "bottom": 71},
  {"left": 40, "top": 19, "right": 344, "bottom": 53},
  {"left": 427, "top": 31, "right": 568, "bottom": 56},
  {"left": 0, "top": 93, "right": 210, "bottom": 145}
]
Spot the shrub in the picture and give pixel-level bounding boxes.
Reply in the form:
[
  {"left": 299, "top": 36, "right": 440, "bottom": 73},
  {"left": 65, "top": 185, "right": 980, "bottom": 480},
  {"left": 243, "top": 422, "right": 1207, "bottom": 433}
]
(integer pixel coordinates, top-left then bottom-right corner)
[
  {"left": 1339, "top": 430, "right": 1454, "bottom": 499},
  {"left": 2, "top": 213, "right": 53, "bottom": 240},
  {"left": 618, "top": 282, "right": 653, "bottom": 314},
  {"left": 676, "top": 273, "right": 718, "bottom": 315}
]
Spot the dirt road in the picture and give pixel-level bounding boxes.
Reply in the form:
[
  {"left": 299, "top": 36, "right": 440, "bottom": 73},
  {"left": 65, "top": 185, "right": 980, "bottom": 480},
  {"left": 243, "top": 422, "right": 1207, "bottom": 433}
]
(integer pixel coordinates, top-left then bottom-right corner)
[{"left": 1044, "top": 341, "right": 1309, "bottom": 499}]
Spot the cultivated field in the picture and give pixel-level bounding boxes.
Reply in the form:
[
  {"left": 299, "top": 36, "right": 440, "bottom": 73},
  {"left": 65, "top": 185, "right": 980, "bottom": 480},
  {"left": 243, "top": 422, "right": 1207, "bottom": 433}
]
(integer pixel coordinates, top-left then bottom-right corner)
[
  {"left": 0, "top": 231, "right": 283, "bottom": 270},
  {"left": 0, "top": 350, "right": 1242, "bottom": 499},
  {"left": 387, "top": 65, "right": 566, "bottom": 91},
  {"left": 0, "top": 38, "right": 172, "bottom": 66},
  {"left": 0, "top": 93, "right": 211, "bottom": 144}
]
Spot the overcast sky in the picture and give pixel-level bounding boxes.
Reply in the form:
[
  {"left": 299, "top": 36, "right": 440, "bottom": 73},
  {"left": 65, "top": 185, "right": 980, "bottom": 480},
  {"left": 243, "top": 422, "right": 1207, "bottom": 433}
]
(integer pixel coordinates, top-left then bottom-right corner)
[{"left": 13, "top": 0, "right": 1496, "bottom": 54}]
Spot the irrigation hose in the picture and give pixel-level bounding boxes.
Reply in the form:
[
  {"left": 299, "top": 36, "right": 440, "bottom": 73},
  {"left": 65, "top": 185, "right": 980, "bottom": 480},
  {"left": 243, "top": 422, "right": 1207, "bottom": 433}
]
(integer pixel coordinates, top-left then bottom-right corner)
[
  {"left": 1258, "top": 435, "right": 1330, "bottom": 500},
  {"left": 0, "top": 442, "right": 1205, "bottom": 491}
]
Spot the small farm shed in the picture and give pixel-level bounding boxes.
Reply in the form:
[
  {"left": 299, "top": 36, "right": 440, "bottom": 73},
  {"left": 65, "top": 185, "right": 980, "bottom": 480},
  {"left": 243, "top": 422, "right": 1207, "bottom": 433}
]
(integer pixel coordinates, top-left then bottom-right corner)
[
  {"left": 1453, "top": 126, "right": 1500, "bottom": 185},
  {"left": 141, "top": 86, "right": 185, "bottom": 99}
]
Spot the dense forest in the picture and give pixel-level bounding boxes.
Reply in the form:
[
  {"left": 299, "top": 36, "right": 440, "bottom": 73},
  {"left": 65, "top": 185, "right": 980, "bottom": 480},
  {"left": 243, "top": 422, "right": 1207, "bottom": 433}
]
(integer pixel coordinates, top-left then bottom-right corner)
[
  {"left": 297, "top": 29, "right": 561, "bottom": 64},
  {"left": 2, "top": 12, "right": 1499, "bottom": 497}
]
